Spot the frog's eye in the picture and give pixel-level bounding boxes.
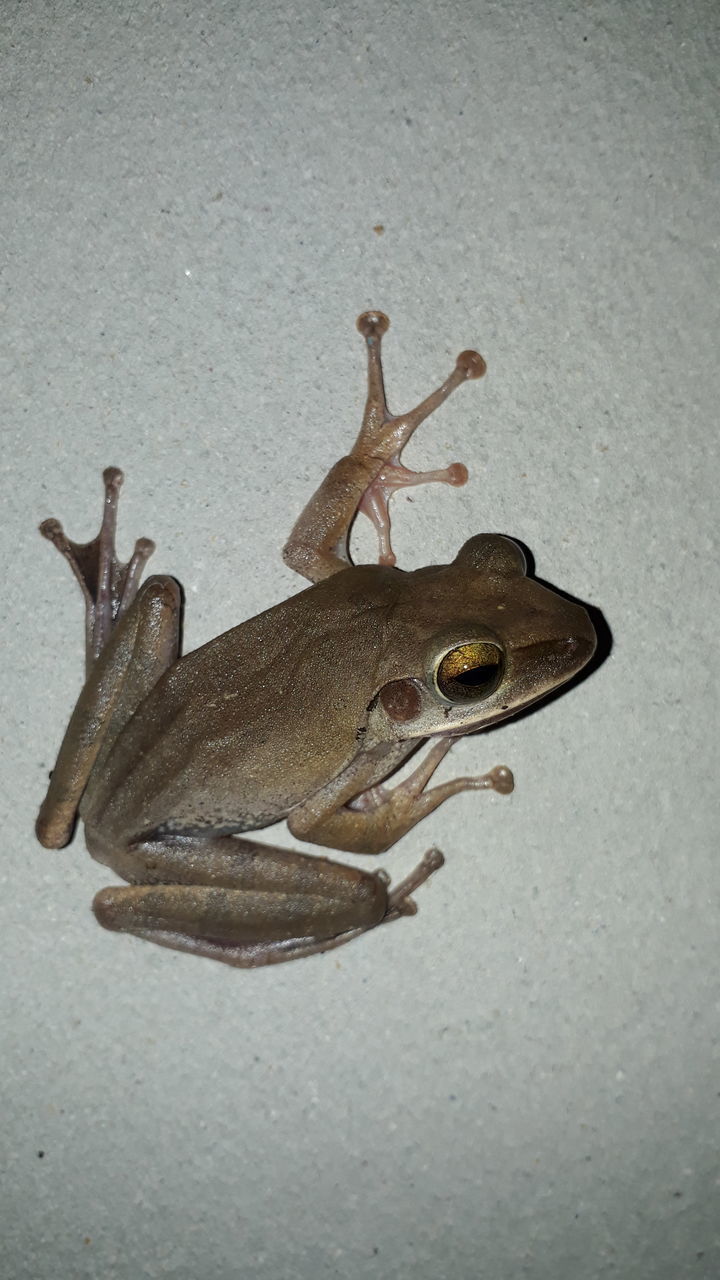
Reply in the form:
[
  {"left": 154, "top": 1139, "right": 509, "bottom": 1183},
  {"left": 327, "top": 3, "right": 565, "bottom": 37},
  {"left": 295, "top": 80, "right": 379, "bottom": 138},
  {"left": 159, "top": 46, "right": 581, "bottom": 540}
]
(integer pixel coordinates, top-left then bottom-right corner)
[{"left": 434, "top": 641, "right": 504, "bottom": 702}]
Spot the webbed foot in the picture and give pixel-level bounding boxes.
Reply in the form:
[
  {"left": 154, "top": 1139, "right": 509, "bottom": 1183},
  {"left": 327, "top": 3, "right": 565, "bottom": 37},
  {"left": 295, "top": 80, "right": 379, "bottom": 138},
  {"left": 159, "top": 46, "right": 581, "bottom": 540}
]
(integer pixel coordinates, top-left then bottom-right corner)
[
  {"left": 354, "top": 313, "right": 485, "bottom": 565},
  {"left": 40, "top": 467, "right": 155, "bottom": 672}
]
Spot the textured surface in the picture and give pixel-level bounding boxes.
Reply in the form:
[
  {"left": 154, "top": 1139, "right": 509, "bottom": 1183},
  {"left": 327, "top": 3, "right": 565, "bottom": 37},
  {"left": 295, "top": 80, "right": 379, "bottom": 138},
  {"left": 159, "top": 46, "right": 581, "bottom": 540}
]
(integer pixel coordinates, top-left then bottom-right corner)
[{"left": 3, "top": 1, "right": 718, "bottom": 1276}]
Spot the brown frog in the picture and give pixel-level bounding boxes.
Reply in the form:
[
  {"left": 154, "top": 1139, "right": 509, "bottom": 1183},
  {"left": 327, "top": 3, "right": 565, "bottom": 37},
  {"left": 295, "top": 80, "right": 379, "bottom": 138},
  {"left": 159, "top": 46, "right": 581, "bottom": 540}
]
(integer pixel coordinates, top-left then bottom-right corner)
[{"left": 36, "top": 312, "right": 596, "bottom": 968}]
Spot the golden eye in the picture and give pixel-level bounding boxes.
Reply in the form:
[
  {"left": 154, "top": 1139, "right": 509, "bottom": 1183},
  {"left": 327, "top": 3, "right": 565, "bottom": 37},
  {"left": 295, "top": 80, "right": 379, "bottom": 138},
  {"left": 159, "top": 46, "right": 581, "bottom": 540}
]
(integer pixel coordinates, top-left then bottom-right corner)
[{"left": 435, "top": 641, "right": 503, "bottom": 702}]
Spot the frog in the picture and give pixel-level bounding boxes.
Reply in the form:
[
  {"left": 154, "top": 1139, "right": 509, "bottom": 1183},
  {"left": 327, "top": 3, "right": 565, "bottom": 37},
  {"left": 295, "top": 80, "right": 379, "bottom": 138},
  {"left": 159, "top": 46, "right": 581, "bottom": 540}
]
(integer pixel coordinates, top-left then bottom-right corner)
[{"left": 36, "top": 310, "right": 596, "bottom": 969}]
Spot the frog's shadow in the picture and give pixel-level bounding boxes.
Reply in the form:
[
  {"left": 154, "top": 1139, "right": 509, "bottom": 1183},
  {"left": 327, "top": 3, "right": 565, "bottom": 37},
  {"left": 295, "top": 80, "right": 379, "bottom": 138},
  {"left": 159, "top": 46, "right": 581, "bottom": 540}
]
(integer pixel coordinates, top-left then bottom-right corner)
[{"left": 474, "top": 536, "right": 610, "bottom": 736}]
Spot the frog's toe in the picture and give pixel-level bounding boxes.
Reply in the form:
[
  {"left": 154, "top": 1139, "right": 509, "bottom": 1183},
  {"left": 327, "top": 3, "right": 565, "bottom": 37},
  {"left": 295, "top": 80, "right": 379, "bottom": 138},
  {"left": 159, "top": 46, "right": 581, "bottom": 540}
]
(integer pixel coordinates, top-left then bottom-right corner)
[
  {"left": 39, "top": 466, "right": 155, "bottom": 670},
  {"left": 356, "top": 310, "right": 390, "bottom": 339},
  {"left": 488, "top": 766, "right": 514, "bottom": 794},
  {"left": 455, "top": 349, "right": 487, "bottom": 379}
]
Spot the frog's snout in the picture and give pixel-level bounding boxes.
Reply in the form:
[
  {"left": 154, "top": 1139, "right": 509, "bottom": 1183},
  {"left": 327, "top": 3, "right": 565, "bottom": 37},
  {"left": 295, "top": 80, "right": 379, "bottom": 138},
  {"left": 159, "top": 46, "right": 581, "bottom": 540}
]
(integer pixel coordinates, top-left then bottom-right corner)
[{"left": 557, "top": 632, "right": 596, "bottom": 667}]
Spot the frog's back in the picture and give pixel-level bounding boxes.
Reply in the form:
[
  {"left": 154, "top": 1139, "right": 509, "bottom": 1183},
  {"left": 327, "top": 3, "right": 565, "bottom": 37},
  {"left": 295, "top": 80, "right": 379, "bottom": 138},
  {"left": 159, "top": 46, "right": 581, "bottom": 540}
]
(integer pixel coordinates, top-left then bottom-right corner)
[{"left": 81, "top": 564, "right": 405, "bottom": 844}]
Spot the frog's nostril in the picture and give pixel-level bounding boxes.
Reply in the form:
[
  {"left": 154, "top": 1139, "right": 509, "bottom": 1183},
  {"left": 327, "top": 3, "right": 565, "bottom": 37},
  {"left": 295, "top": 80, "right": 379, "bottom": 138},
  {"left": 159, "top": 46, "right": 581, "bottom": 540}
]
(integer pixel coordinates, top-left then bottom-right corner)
[
  {"left": 528, "top": 633, "right": 595, "bottom": 671},
  {"left": 562, "top": 634, "right": 596, "bottom": 666}
]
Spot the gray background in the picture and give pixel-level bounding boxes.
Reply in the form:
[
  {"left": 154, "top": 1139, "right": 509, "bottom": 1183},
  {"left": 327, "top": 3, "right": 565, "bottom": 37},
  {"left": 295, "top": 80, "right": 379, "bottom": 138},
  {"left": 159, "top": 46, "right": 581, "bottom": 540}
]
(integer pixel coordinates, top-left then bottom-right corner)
[{"left": 3, "top": 1, "right": 718, "bottom": 1277}]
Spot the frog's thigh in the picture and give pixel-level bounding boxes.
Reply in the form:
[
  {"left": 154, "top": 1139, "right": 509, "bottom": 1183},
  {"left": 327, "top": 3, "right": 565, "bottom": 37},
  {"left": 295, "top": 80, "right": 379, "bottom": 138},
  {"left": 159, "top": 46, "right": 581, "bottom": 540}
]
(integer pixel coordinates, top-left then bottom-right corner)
[
  {"left": 37, "top": 576, "right": 180, "bottom": 850},
  {"left": 92, "top": 835, "right": 388, "bottom": 968}
]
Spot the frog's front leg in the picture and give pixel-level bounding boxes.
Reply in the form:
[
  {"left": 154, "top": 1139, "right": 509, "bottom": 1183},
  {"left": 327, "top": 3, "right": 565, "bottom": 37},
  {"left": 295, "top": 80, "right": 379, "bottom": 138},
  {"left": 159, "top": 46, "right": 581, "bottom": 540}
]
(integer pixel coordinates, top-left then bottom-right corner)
[
  {"left": 283, "top": 312, "right": 486, "bottom": 582},
  {"left": 288, "top": 738, "right": 514, "bottom": 855},
  {"left": 87, "top": 831, "right": 445, "bottom": 968}
]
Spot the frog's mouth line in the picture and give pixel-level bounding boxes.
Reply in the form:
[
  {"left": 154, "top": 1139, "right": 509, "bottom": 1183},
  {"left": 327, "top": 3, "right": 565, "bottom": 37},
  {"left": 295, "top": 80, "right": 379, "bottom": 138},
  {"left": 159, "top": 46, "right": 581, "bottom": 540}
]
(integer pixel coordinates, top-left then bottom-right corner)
[{"left": 435, "top": 691, "right": 551, "bottom": 737}]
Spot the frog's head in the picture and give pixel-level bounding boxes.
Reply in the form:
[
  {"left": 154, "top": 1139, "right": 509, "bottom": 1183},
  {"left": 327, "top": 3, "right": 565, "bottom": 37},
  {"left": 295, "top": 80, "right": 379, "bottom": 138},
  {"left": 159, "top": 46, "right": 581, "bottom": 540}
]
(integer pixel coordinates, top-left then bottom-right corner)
[{"left": 369, "top": 534, "right": 596, "bottom": 742}]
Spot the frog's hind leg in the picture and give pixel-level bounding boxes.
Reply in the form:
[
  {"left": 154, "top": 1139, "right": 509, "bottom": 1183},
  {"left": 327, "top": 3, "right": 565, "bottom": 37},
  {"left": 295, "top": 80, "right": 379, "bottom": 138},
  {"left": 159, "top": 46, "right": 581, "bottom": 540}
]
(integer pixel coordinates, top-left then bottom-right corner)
[
  {"left": 90, "top": 835, "right": 445, "bottom": 969},
  {"left": 36, "top": 574, "right": 181, "bottom": 850},
  {"left": 283, "top": 312, "right": 486, "bottom": 581},
  {"left": 353, "top": 313, "right": 485, "bottom": 569},
  {"left": 38, "top": 469, "right": 177, "bottom": 849},
  {"left": 40, "top": 466, "right": 156, "bottom": 673}
]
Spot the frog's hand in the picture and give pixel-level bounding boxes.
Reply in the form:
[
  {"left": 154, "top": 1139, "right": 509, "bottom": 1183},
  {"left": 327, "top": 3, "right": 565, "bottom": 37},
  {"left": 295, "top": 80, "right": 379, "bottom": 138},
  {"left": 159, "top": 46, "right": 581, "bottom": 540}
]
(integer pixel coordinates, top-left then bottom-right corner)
[
  {"left": 283, "top": 313, "right": 486, "bottom": 583},
  {"left": 288, "top": 738, "right": 514, "bottom": 855},
  {"left": 88, "top": 834, "right": 444, "bottom": 969},
  {"left": 40, "top": 467, "right": 155, "bottom": 674}
]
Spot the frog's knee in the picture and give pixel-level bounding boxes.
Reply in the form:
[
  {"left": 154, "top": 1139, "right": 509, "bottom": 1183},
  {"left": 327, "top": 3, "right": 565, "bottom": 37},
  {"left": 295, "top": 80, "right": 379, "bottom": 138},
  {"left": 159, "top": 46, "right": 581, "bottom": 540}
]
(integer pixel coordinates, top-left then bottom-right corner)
[{"left": 139, "top": 576, "right": 181, "bottom": 610}]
